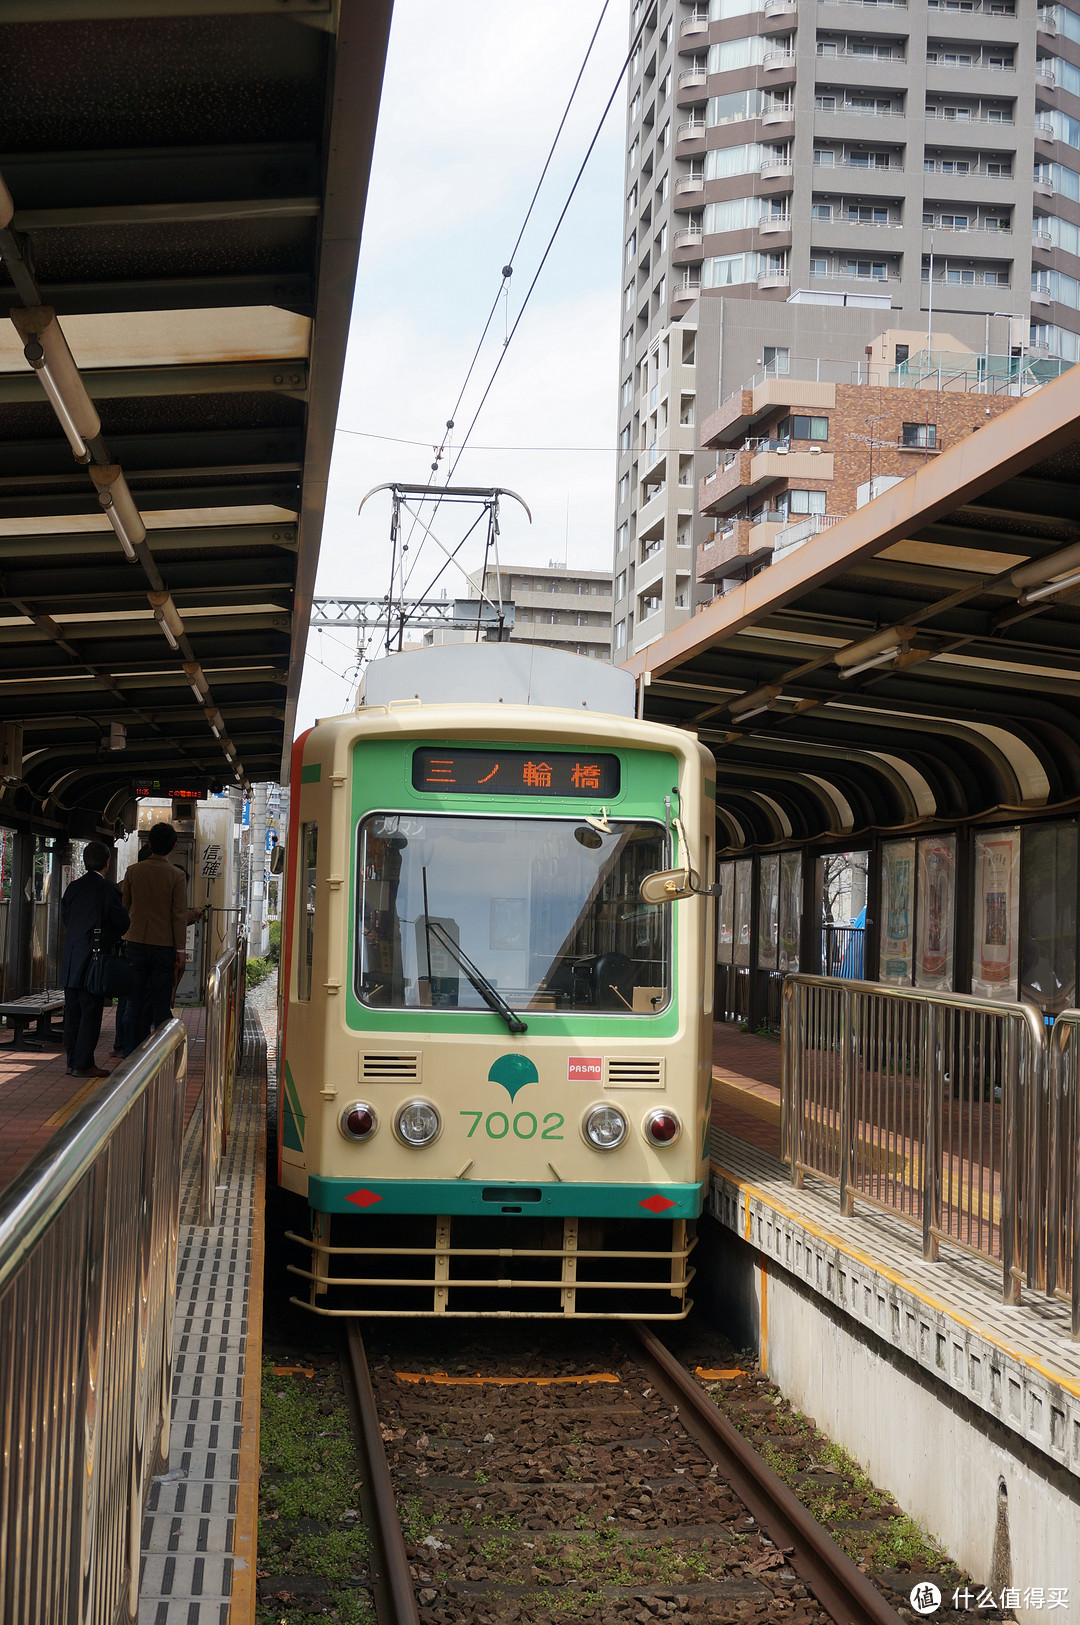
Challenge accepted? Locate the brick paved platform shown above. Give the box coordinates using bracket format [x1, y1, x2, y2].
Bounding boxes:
[0, 1004, 207, 1195]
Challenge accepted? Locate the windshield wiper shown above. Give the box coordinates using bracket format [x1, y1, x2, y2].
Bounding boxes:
[426, 919, 528, 1035]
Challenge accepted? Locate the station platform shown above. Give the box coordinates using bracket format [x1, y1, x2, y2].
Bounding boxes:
[138, 1008, 266, 1624]
[0, 1003, 207, 1195]
[708, 1028, 1080, 1610]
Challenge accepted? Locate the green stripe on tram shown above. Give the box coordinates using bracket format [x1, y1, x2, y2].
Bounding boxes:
[282, 1060, 306, 1151]
[308, 1175, 703, 1219]
[300, 762, 322, 783]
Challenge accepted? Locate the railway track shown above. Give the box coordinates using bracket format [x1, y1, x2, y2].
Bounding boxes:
[341, 1321, 912, 1625]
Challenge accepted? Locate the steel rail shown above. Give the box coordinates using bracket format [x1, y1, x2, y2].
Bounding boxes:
[344, 1323, 422, 1625]
[631, 1324, 906, 1625]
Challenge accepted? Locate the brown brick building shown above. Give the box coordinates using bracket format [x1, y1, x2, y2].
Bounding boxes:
[697, 365, 1018, 591]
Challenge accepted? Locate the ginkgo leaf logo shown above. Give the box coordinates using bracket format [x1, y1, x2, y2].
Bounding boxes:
[487, 1053, 539, 1102]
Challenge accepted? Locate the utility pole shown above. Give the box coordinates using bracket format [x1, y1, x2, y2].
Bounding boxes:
[248, 781, 267, 957]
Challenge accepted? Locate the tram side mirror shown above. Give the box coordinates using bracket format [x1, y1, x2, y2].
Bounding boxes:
[270, 844, 285, 875]
[639, 867, 694, 904]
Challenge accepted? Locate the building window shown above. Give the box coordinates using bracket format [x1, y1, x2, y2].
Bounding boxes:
[779, 414, 829, 442]
[809, 256, 829, 276]
[621, 377, 633, 407]
[620, 425, 632, 453]
[614, 620, 627, 650]
[619, 474, 630, 505]
[788, 490, 827, 515]
[616, 522, 629, 553]
[615, 570, 627, 601]
[902, 422, 937, 448]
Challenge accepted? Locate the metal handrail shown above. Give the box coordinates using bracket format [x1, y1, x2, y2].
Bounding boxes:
[0, 1018, 187, 1624]
[200, 935, 246, 1225]
[1047, 1012, 1080, 1337]
[781, 975, 1045, 1305]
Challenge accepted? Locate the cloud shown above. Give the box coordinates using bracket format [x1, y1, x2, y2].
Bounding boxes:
[295, 1, 628, 734]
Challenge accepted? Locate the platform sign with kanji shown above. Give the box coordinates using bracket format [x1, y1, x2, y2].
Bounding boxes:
[411, 747, 620, 798]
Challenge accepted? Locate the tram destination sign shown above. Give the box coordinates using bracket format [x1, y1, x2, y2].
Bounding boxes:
[411, 747, 620, 798]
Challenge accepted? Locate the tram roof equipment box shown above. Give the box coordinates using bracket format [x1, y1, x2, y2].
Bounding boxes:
[358, 644, 635, 718]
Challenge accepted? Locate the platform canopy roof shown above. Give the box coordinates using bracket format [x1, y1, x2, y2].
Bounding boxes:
[626, 368, 1080, 851]
[0, 0, 391, 835]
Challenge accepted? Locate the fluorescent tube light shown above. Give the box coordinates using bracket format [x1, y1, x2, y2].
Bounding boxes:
[834, 624, 917, 671]
[1011, 539, 1080, 592]
[11, 307, 101, 460]
[90, 464, 146, 560]
[1020, 567, 1080, 605]
[838, 646, 900, 679]
[729, 682, 781, 718]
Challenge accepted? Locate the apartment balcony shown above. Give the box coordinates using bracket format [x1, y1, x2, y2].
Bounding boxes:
[818, 0, 908, 16]
[925, 64, 1017, 98]
[677, 67, 708, 104]
[762, 49, 797, 76]
[761, 103, 795, 129]
[679, 13, 710, 48]
[922, 113, 1017, 147]
[697, 519, 785, 584]
[925, 168, 1018, 201]
[924, 221, 1013, 253]
[810, 217, 904, 246]
[671, 277, 701, 311]
[676, 120, 707, 154]
[1033, 225, 1053, 252]
[813, 108, 907, 142]
[1039, 5, 1059, 34]
[1034, 117, 1056, 146]
[762, 0, 798, 24]
[772, 511, 849, 558]
[757, 271, 791, 291]
[636, 483, 671, 534]
[760, 158, 794, 182]
[758, 213, 792, 237]
[700, 378, 837, 449]
[813, 163, 906, 197]
[699, 448, 834, 517]
[816, 54, 909, 89]
[674, 172, 705, 206]
[673, 226, 704, 263]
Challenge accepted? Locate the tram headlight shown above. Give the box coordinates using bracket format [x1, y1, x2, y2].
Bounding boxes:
[394, 1099, 441, 1147]
[339, 1102, 378, 1141]
[644, 1108, 681, 1147]
[583, 1103, 628, 1151]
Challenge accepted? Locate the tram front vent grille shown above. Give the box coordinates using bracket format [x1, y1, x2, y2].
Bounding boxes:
[604, 1057, 665, 1091]
[360, 1053, 422, 1083]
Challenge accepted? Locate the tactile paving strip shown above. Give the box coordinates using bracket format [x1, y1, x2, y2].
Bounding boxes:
[138, 1014, 264, 1624]
[710, 1125, 1080, 1480]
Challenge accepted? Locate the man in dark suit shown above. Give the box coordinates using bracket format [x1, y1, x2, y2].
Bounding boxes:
[61, 840, 130, 1077]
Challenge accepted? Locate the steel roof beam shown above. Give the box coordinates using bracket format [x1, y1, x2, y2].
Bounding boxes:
[0, 360, 308, 403]
[0, 523, 297, 559]
[0, 481, 301, 519]
[0, 273, 315, 318]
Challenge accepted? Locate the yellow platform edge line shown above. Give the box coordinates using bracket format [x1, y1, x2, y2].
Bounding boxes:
[230, 1036, 267, 1625]
[712, 1072, 781, 1127]
[710, 1157, 1080, 1403]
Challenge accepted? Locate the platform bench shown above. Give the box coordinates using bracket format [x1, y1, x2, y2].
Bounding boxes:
[0, 995, 65, 1050]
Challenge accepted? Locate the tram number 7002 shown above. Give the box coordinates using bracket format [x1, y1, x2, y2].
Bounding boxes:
[460, 1110, 564, 1140]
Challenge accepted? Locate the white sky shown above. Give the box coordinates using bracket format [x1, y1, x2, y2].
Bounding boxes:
[295, 1, 628, 731]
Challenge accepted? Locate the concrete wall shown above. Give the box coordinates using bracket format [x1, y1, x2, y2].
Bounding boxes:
[697, 1220, 1080, 1621]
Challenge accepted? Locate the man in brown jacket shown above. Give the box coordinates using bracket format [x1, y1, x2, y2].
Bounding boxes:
[121, 821, 188, 1054]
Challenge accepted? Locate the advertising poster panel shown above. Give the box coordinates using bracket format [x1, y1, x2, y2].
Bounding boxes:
[972, 827, 1020, 999]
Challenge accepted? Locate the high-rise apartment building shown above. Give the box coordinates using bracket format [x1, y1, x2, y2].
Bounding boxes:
[613, 0, 1080, 659]
[420, 565, 614, 659]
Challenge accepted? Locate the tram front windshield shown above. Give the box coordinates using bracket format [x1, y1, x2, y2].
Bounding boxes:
[356, 813, 670, 1015]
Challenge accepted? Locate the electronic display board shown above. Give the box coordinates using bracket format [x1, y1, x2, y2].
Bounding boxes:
[411, 747, 620, 798]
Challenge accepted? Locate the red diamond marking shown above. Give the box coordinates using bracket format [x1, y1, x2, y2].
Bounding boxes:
[638, 1193, 675, 1213]
[346, 1188, 382, 1209]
